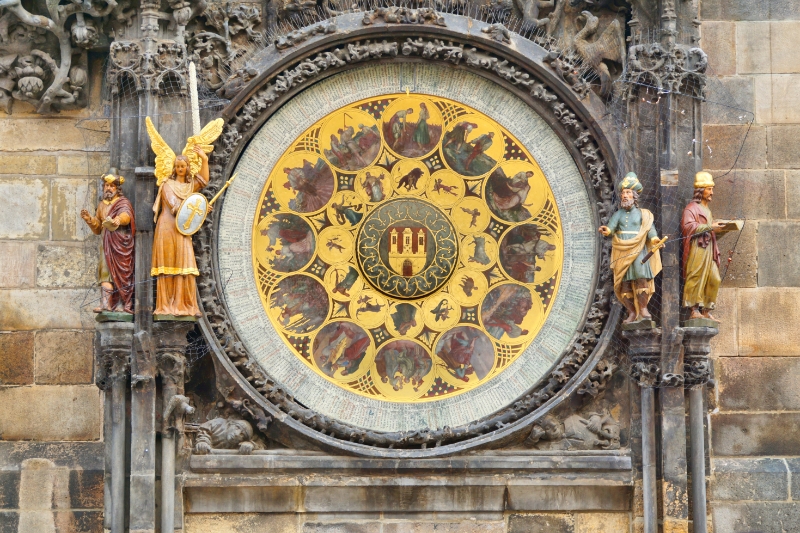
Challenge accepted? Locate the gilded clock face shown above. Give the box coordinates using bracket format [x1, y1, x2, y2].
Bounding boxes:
[250, 92, 564, 403]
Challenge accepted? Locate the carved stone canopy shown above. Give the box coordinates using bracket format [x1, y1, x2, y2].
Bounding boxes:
[195, 12, 620, 456]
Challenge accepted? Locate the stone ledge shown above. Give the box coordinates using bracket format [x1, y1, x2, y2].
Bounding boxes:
[185, 453, 632, 513]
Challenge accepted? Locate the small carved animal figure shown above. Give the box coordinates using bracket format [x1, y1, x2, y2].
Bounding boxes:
[396, 167, 424, 191]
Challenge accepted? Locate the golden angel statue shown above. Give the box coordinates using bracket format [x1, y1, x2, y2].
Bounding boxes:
[145, 116, 224, 318]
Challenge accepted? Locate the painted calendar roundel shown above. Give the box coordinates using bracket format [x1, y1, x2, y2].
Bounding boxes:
[218, 65, 598, 433]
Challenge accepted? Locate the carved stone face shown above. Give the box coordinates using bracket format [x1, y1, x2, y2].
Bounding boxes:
[103, 182, 119, 200]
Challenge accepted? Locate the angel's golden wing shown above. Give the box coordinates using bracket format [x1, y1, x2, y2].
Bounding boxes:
[182, 118, 225, 178]
[145, 117, 176, 186]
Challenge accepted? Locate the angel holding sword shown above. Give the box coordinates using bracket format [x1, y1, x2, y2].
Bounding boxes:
[146, 116, 224, 318]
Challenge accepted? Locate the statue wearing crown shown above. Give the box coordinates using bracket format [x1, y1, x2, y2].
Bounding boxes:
[599, 173, 667, 325]
[80, 173, 136, 316]
[146, 116, 224, 318]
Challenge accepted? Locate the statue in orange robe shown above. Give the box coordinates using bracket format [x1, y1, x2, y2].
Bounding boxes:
[151, 148, 208, 317]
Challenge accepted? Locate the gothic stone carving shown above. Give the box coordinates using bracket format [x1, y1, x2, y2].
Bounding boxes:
[525, 402, 621, 450]
[197, 26, 617, 451]
[193, 417, 256, 454]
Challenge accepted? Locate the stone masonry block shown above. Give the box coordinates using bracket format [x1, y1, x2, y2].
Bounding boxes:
[0, 119, 108, 152]
[703, 125, 766, 171]
[711, 170, 784, 220]
[0, 332, 34, 385]
[718, 221, 756, 288]
[0, 242, 35, 288]
[768, 125, 800, 168]
[68, 469, 104, 509]
[738, 288, 800, 355]
[711, 412, 800, 455]
[712, 503, 800, 532]
[0, 155, 56, 176]
[50, 179, 96, 242]
[786, 171, 800, 218]
[771, 0, 800, 21]
[701, 0, 769, 21]
[508, 514, 574, 533]
[702, 22, 736, 76]
[0, 386, 101, 441]
[573, 513, 629, 533]
[184, 513, 298, 533]
[771, 22, 800, 73]
[34, 330, 93, 385]
[758, 222, 800, 286]
[787, 459, 800, 500]
[0, 179, 49, 239]
[56, 153, 110, 177]
[719, 357, 800, 410]
[703, 76, 754, 125]
[736, 22, 771, 74]
[35, 243, 97, 289]
[711, 458, 789, 501]
[755, 74, 800, 124]
[0, 290, 94, 331]
[382, 522, 505, 533]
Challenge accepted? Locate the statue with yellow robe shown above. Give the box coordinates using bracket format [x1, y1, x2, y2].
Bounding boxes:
[599, 173, 666, 324]
[145, 117, 224, 318]
[681, 171, 725, 321]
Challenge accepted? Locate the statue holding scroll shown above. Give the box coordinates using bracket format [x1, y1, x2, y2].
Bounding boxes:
[80, 173, 135, 315]
[599, 173, 667, 325]
[146, 117, 224, 318]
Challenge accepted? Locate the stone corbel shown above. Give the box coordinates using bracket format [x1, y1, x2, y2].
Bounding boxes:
[95, 322, 134, 390]
[681, 326, 718, 388]
[622, 328, 662, 388]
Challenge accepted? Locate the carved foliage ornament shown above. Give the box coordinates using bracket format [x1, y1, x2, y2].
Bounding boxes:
[197, 31, 616, 449]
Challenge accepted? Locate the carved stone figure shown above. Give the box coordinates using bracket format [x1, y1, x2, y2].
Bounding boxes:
[193, 417, 255, 455]
[599, 173, 666, 325]
[146, 117, 224, 318]
[681, 172, 725, 321]
[573, 10, 625, 97]
[80, 173, 135, 315]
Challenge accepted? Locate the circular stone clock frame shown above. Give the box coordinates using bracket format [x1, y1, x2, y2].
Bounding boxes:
[196, 12, 620, 457]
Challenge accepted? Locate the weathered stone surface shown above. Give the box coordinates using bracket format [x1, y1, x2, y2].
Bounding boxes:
[57, 154, 110, 177]
[755, 74, 800, 124]
[0, 119, 108, 152]
[0, 155, 56, 176]
[787, 459, 800, 500]
[0, 386, 101, 441]
[0, 332, 34, 385]
[771, 0, 800, 21]
[574, 513, 629, 533]
[738, 288, 800, 355]
[382, 520, 505, 533]
[0, 290, 94, 330]
[768, 125, 800, 168]
[0, 442, 104, 470]
[507, 485, 631, 512]
[0, 179, 49, 239]
[701, 23, 737, 76]
[0, 471, 20, 509]
[50, 179, 96, 242]
[703, 76, 754, 125]
[36, 244, 98, 289]
[184, 513, 298, 533]
[771, 23, 800, 73]
[701, 0, 770, 21]
[711, 412, 800, 455]
[736, 22, 771, 73]
[34, 331, 93, 385]
[758, 222, 800, 286]
[186, 486, 300, 513]
[708, 289, 737, 356]
[68, 470, 103, 509]
[305, 486, 506, 513]
[712, 170, 784, 220]
[302, 523, 381, 533]
[786, 171, 800, 218]
[717, 221, 756, 288]
[712, 502, 800, 532]
[719, 357, 800, 409]
[711, 458, 789, 501]
[0, 511, 19, 532]
[703, 125, 766, 171]
[508, 513, 574, 533]
[0, 242, 35, 288]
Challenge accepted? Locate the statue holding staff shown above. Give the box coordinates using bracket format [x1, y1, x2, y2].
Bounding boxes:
[80, 173, 135, 315]
[599, 173, 666, 325]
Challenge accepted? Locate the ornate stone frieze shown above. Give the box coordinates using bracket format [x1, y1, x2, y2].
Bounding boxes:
[108, 39, 188, 94]
[194, 25, 618, 451]
[362, 7, 446, 27]
[274, 21, 337, 51]
[624, 39, 707, 98]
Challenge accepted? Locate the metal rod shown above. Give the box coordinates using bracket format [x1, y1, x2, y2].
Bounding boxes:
[110, 358, 126, 533]
[690, 386, 708, 533]
[642, 386, 657, 533]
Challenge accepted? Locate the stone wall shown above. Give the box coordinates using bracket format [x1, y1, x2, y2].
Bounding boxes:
[701, 0, 800, 530]
[0, 63, 108, 531]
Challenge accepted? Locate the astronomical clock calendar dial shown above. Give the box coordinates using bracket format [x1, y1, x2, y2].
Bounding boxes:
[219, 65, 595, 432]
